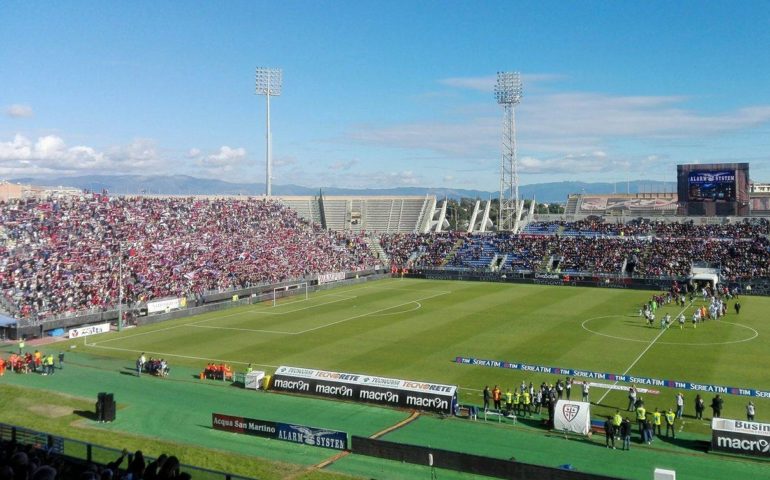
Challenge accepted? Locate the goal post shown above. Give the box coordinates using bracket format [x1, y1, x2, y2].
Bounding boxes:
[272, 282, 309, 307]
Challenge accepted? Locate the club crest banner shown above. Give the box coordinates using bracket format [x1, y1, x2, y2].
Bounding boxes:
[554, 400, 590, 436]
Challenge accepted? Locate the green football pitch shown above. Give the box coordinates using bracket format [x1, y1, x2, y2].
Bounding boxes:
[7, 278, 770, 479]
[75, 277, 768, 421]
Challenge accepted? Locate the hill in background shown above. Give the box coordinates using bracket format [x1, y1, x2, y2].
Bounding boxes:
[12, 174, 677, 204]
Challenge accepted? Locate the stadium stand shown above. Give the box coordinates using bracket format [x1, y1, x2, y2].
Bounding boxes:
[0, 195, 377, 321]
[278, 195, 433, 233]
[381, 218, 770, 281]
[3, 190, 770, 323]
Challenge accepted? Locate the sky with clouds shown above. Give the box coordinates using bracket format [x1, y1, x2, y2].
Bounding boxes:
[2, 1, 770, 191]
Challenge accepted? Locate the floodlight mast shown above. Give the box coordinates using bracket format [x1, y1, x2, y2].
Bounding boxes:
[255, 67, 282, 196]
[494, 72, 523, 232]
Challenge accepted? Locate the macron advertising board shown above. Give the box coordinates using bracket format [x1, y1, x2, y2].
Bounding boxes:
[271, 366, 457, 414]
[68, 323, 110, 339]
[711, 418, 770, 458]
[212, 413, 347, 450]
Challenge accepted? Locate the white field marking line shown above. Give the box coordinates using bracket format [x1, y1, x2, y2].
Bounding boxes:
[187, 324, 299, 335]
[368, 301, 421, 317]
[295, 290, 452, 335]
[89, 292, 358, 345]
[268, 292, 352, 310]
[595, 301, 693, 406]
[581, 316, 759, 346]
[87, 323, 188, 346]
[209, 294, 358, 318]
[84, 290, 450, 368]
[82, 341, 280, 369]
[342, 282, 454, 295]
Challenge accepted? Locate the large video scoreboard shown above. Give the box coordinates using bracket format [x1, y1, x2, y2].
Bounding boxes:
[677, 163, 750, 216]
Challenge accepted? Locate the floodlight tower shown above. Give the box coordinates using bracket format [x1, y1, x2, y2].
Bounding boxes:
[494, 72, 523, 231]
[255, 67, 282, 196]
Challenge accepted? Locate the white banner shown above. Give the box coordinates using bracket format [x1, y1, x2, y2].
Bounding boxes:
[554, 400, 591, 436]
[68, 322, 110, 339]
[274, 366, 457, 396]
[317, 272, 345, 285]
[579, 381, 660, 395]
[147, 297, 182, 314]
[712, 418, 770, 438]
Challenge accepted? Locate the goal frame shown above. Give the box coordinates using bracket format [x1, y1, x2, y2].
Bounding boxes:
[272, 282, 309, 307]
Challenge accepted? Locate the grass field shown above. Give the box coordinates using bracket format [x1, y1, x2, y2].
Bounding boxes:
[6, 277, 770, 479]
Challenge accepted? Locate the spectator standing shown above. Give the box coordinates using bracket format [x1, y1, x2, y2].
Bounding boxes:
[695, 394, 705, 420]
[627, 385, 637, 411]
[711, 395, 724, 419]
[604, 417, 615, 449]
[747, 401, 756, 421]
[621, 417, 632, 450]
[675, 392, 684, 418]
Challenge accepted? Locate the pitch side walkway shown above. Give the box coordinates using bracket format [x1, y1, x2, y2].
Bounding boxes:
[2, 349, 768, 480]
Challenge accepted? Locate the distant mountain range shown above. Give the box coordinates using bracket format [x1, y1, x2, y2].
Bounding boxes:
[11, 174, 678, 204]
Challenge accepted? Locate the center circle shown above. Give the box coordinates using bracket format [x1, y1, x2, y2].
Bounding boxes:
[581, 315, 758, 346]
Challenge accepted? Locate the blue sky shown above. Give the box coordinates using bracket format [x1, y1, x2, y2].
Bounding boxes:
[2, 1, 770, 191]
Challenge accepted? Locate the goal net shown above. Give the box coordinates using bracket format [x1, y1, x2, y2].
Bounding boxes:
[272, 282, 309, 307]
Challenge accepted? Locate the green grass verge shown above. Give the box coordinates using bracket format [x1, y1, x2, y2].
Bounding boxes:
[4, 278, 770, 479]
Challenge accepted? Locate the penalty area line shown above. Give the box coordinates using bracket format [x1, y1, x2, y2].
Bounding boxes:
[83, 340, 279, 369]
[295, 290, 451, 335]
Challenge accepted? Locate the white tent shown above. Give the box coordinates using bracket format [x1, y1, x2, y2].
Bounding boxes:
[690, 273, 719, 288]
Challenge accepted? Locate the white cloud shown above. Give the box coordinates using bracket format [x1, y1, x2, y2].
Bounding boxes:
[0, 134, 107, 175]
[0, 134, 251, 178]
[439, 76, 496, 92]
[205, 146, 246, 166]
[518, 152, 631, 175]
[330, 159, 358, 171]
[5, 104, 33, 118]
[193, 146, 248, 176]
[438, 73, 564, 93]
[347, 91, 770, 171]
[348, 118, 498, 158]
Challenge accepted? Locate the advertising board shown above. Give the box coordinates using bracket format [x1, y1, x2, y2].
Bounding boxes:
[147, 298, 182, 314]
[68, 322, 111, 338]
[455, 356, 770, 399]
[711, 418, 770, 457]
[688, 170, 736, 201]
[212, 413, 347, 450]
[271, 366, 457, 414]
[317, 272, 345, 285]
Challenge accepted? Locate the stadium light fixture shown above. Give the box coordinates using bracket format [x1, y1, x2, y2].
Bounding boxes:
[255, 67, 282, 196]
[495, 72, 523, 232]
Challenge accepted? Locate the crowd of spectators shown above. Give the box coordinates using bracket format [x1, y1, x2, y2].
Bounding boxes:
[380, 218, 770, 280]
[0, 440, 189, 480]
[4, 196, 770, 322]
[379, 232, 467, 268]
[0, 195, 377, 321]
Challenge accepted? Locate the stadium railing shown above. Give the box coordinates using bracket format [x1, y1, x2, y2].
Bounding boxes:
[0, 422, 257, 480]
